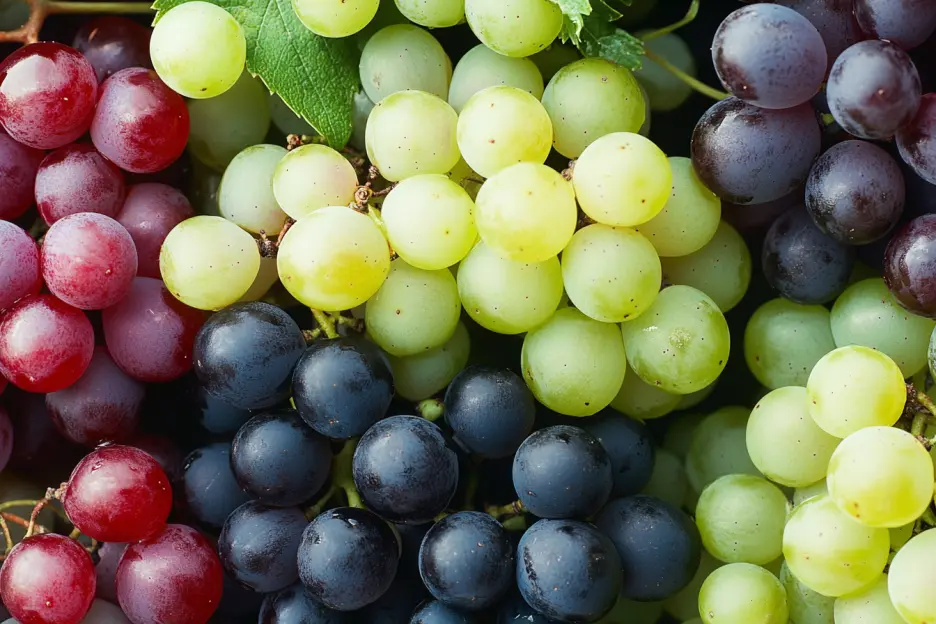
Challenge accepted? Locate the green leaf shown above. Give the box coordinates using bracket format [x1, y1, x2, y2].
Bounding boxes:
[596, 30, 644, 70]
[551, 0, 591, 45]
[573, 0, 645, 70]
[152, 0, 359, 148]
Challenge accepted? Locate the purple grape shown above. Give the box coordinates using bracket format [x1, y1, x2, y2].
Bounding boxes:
[35, 143, 126, 225]
[0, 221, 41, 312]
[855, 0, 936, 50]
[898, 93, 936, 186]
[884, 214, 936, 317]
[72, 16, 153, 82]
[774, 0, 864, 64]
[0, 130, 44, 221]
[116, 183, 193, 279]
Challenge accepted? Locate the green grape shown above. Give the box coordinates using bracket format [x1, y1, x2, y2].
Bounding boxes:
[272, 144, 358, 221]
[634, 32, 696, 112]
[686, 406, 761, 494]
[456, 241, 562, 335]
[763, 557, 784, 579]
[268, 93, 317, 137]
[610, 361, 680, 420]
[456, 86, 552, 178]
[698, 563, 789, 624]
[292, 0, 379, 38]
[746, 386, 840, 488]
[834, 574, 906, 624]
[806, 346, 906, 438]
[530, 42, 581, 82]
[661, 221, 751, 312]
[359, 25, 451, 102]
[827, 426, 933, 528]
[219, 144, 289, 235]
[0, 0, 28, 30]
[464, 0, 562, 58]
[238, 256, 280, 302]
[638, 82, 652, 137]
[696, 474, 789, 565]
[780, 561, 835, 624]
[793, 479, 828, 507]
[677, 383, 716, 410]
[662, 412, 706, 460]
[782, 495, 889, 597]
[387, 321, 470, 401]
[394, 0, 464, 27]
[159, 216, 260, 311]
[890, 522, 914, 552]
[355, 0, 409, 48]
[620, 285, 730, 394]
[572, 132, 672, 227]
[448, 45, 544, 113]
[473, 162, 576, 262]
[597, 595, 663, 624]
[888, 530, 936, 624]
[188, 158, 222, 216]
[365, 90, 460, 182]
[350, 90, 375, 153]
[277, 206, 391, 311]
[151, 2, 246, 99]
[561, 224, 662, 323]
[744, 298, 836, 389]
[634, 157, 721, 258]
[641, 448, 688, 509]
[542, 58, 646, 158]
[831, 278, 936, 377]
[663, 549, 723, 621]
[521, 307, 626, 417]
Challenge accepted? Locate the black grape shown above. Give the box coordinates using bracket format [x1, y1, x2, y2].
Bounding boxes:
[360, 576, 429, 623]
[259, 583, 351, 623]
[181, 442, 251, 530]
[776, 0, 863, 63]
[855, 0, 936, 50]
[898, 94, 936, 186]
[884, 214, 936, 317]
[410, 600, 478, 624]
[496, 591, 559, 623]
[396, 522, 432, 579]
[583, 413, 655, 497]
[195, 385, 251, 435]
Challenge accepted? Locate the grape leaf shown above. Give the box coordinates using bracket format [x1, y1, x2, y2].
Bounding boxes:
[152, 0, 359, 148]
[551, 0, 592, 44]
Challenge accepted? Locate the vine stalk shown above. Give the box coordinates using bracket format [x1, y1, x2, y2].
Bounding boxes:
[0, 0, 153, 44]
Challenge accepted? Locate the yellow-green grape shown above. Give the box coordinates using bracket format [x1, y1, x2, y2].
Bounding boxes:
[561, 224, 662, 323]
[448, 44, 544, 113]
[663, 549, 723, 621]
[677, 382, 716, 410]
[268, 93, 317, 137]
[782, 495, 889, 597]
[292, 0, 379, 37]
[521, 307, 626, 417]
[159, 216, 260, 311]
[780, 561, 835, 624]
[530, 42, 581, 82]
[394, 0, 464, 27]
[610, 361, 680, 420]
[635, 157, 721, 257]
[640, 448, 688, 508]
[541, 58, 646, 158]
[634, 32, 696, 112]
[456, 86, 552, 178]
[806, 346, 906, 438]
[387, 321, 470, 401]
[572, 132, 672, 227]
[793, 479, 828, 507]
[887, 529, 936, 624]
[834, 574, 905, 624]
[380, 174, 476, 270]
[744, 298, 836, 389]
[662, 412, 706, 460]
[698, 563, 789, 624]
[620, 285, 730, 394]
[219, 144, 289, 236]
[272, 144, 358, 221]
[151, 2, 246, 99]
[746, 386, 840, 488]
[238, 256, 280, 303]
[277, 206, 391, 311]
[661, 221, 752, 312]
[359, 25, 451, 102]
[456, 241, 562, 334]
[464, 0, 561, 58]
[473, 162, 576, 262]
[686, 406, 761, 494]
[827, 427, 933, 528]
[350, 90, 375, 153]
[365, 90, 460, 182]
[638, 82, 652, 137]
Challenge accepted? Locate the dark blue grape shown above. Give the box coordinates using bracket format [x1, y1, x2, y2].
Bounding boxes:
[293, 336, 394, 439]
[410, 600, 478, 624]
[776, 0, 864, 64]
[297, 507, 399, 611]
[855, 0, 936, 50]
[594, 495, 701, 602]
[181, 442, 251, 530]
[516, 519, 622, 623]
[360, 576, 429, 623]
[496, 591, 560, 623]
[352, 415, 458, 524]
[195, 385, 251, 435]
[217, 568, 265, 623]
[512, 425, 612, 519]
[259, 583, 351, 623]
[193, 302, 306, 410]
[443, 366, 535, 459]
[396, 522, 432, 579]
[582, 413, 655, 498]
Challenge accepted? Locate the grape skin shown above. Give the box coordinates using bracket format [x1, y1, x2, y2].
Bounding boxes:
[182, 443, 252, 530]
[609, 361, 681, 421]
[359, 24, 451, 102]
[116, 183, 194, 279]
[897, 94, 936, 186]
[389, 322, 470, 401]
[834, 574, 905, 624]
[634, 33, 696, 112]
[780, 561, 835, 624]
[0, 221, 40, 311]
[854, 0, 936, 50]
[0, 130, 44, 221]
[663, 550, 722, 622]
[272, 144, 357, 221]
[448, 44, 544, 113]
[464, 0, 562, 58]
[293, 0, 380, 38]
[698, 563, 789, 623]
[72, 16, 152, 82]
[220, 144, 289, 235]
[35, 144, 126, 225]
[395, 0, 464, 27]
[887, 529, 936, 624]
[775, 0, 863, 65]
[686, 406, 761, 494]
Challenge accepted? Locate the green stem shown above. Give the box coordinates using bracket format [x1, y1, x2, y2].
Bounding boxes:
[332, 439, 364, 509]
[643, 48, 729, 102]
[46, 1, 153, 14]
[912, 411, 929, 438]
[640, 0, 698, 42]
[0, 500, 40, 513]
[502, 515, 528, 532]
[304, 483, 338, 520]
[916, 389, 936, 419]
[311, 309, 338, 340]
[922, 507, 936, 527]
[416, 398, 444, 423]
[486, 499, 526, 521]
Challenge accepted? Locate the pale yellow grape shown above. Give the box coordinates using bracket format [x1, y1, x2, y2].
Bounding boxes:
[887, 529, 936, 624]
[277, 206, 391, 311]
[521, 307, 626, 417]
[292, 0, 379, 38]
[793, 479, 827, 507]
[387, 321, 470, 401]
[640, 448, 688, 508]
[456, 86, 552, 178]
[663, 549, 723, 621]
[395, 0, 464, 27]
[238, 256, 279, 303]
[272, 144, 358, 221]
[572, 132, 672, 227]
[541, 58, 646, 158]
[686, 406, 761, 494]
[634, 32, 696, 112]
[827, 427, 933, 528]
[746, 386, 840, 488]
[806, 346, 906, 438]
[448, 45, 544, 113]
[359, 25, 451, 102]
[473, 163, 576, 262]
[464, 0, 561, 58]
[780, 561, 835, 624]
[610, 361, 680, 420]
[456, 241, 562, 334]
[219, 144, 289, 235]
[159, 216, 260, 311]
[634, 157, 721, 257]
[782, 494, 889, 597]
[662, 411, 706, 460]
[151, 2, 246, 99]
[365, 90, 460, 182]
[834, 574, 905, 624]
[268, 93, 316, 137]
[698, 563, 789, 624]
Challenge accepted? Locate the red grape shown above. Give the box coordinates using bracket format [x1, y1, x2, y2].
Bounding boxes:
[0, 533, 96, 624]
[0, 294, 94, 393]
[72, 17, 152, 83]
[90, 68, 189, 174]
[94, 541, 127, 604]
[0, 130, 44, 220]
[41, 213, 138, 310]
[0, 406, 13, 473]
[0, 221, 41, 311]
[116, 524, 224, 624]
[0, 42, 98, 149]
[116, 183, 193, 278]
[102, 277, 205, 382]
[35, 144, 126, 225]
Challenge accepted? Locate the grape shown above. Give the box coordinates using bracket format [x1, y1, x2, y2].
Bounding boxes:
[634, 32, 696, 112]
[897, 94, 936, 188]
[269, 93, 317, 136]
[827, 40, 921, 140]
[456, 86, 552, 178]
[359, 25, 450, 102]
[747, 386, 840, 488]
[410, 600, 474, 622]
[806, 345, 905, 438]
[793, 479, 829, 507]
[182, 443, 252, 530]
[855, 0, 936, 50]
[73, 16, 152, 82]
[780, 561, 834, 624]
[883, 215, 936, 318]
[194, 385, 251, 435]
[521, 307, 627, 417]
[887, 529, 936, 624]
[115, 184, 193, 279]
[389, 322, 469, 401]
[0, 42, 97, 149]
[272, 144, 357, 221]
[394, 0, 463, 27]
[530, 42, 581, 82]
[365, 90, 460, 182]
[380, 174, 476, 270]
[261, 583, 351, 623]
[237, 255, 279, 303]
[698, 563, 789, 624]
[217, 145, 288, 236]
[686, 406, 762, 493]
[691, 97, 820, 205]
[561, 224, 662, 323]
[293, 0, 379, 38]
[572, 132, 672, 227]
[775, 0, 863, 64]
[834, 574, 905, 624]
[662, 549, 722, 621]
[35, 144, 126, 225]
[0, 130, 43, 221]
[609, 361, 681, 420]
[474, 162, 576, 262]
[0, 221, 40, 312]
[497, 591, 560, 624]
[783, 494, 889, 597]
[464, 0, 561, 58]
[448, 44, 544, 113]
[640, 449, 688, 510]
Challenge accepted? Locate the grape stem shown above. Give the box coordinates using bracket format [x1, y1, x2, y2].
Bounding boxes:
[303, 483, 338, 520]
[486, 499, 527, 521]
[922, 507, 936, 527]
[502, 515, 528, 532]
[0, 0, 152, 44]
[311, 309, 339, 340]
[640, 0, 699, 42]
[643, 48, 730, 101]
[416, 398, 445, 423]
[332, 439, 364, 509]
[0, 516, 12, 555]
